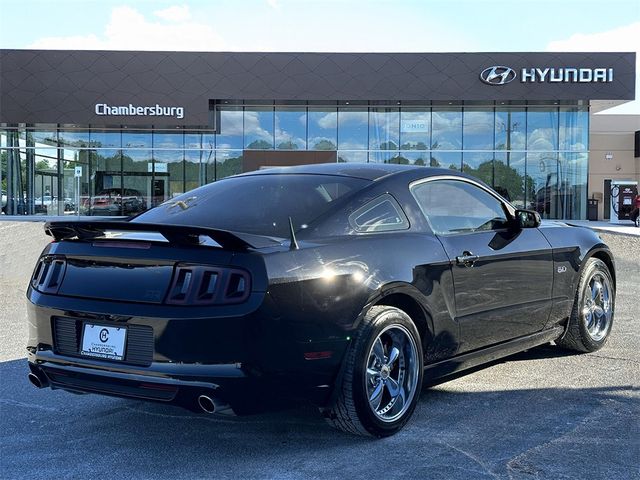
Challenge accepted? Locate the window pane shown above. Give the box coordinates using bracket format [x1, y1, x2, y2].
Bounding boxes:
[411, 180, 508, 235]
[559, 108, 588, 151]
[61, 150, 90, 215]
[58, 130, 90, 148]
[338, 108, 368, 150]
[462, 151, 493, 186]
[432, 109, 462, 150]
[429, 151, 461, 170]
[350, 194, 409, 232]
[463, 109, 494, 150]
[217, 108, 243, 150]
[308, 108, 337, 150]
[1, 149, 6, 208]
[399, 151, 429, 166]
[527, 108, 559, 151]
[89, 149, 122, 216]
[216, 150, 243, 179]
[185, 132, 210, 150]
[369, 108, 399, 150]
[185, 150, 202, 192]
[400, 109, 429, 150]
[121, 131, 152, 213]
[338, 151, 367, 163]
[30, 128, 58, 147]
[184, 150, 199, 195]
[495, 109, 526, 150]
[90, 130, 121, 149]
[526, 152, 559, 218]
[245, 107, 274, 149]
[275, 107, 306, 150]
[369, 151, 399, 164]
[494, 152, 526, 209]
[33, 148, 59, 215]
[154, 131, 184, 150]
[559, 152, 587, 219]
[153, 149, 184, 206]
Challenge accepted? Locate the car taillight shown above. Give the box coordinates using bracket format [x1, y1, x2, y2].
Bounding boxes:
[31, 257, 66, 294]
[165, 264, 250, 305]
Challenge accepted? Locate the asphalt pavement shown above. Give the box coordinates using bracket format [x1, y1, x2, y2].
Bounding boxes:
[0, 221, 638, 480]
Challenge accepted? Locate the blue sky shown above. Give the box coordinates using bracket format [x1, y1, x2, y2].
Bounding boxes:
[1, 0, 638, 111]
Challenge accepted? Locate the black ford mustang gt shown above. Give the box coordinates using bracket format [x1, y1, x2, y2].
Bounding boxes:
[26, 164, 616, 437]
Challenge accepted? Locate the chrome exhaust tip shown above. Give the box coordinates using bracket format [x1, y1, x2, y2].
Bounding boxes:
[198, 395, 216, 414]
[28, 372, 45, 388]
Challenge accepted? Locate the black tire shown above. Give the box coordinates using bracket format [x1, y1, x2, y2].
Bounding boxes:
[322, 305, 424, 437]
[556, 258, 615, 353]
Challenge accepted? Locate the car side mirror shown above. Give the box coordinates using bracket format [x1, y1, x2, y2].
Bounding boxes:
[515, 209, 541, 228]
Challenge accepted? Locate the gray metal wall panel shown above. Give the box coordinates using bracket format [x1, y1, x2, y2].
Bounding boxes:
[0, 50, 635, 126]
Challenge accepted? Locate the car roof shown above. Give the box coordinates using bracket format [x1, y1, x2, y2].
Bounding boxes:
[237, 163, 466, 182]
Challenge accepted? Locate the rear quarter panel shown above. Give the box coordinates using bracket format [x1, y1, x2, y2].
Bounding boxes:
[262, 233, 458, 372]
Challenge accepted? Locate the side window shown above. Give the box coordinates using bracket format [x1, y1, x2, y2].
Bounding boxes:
[411, 179, 509, 235]
[349, 194, 409, 233]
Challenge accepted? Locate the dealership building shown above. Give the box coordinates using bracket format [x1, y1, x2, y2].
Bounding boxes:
[0, 49, 636, 219]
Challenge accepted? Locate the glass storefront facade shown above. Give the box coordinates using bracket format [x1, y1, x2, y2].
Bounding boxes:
[1, 103, 589, 219]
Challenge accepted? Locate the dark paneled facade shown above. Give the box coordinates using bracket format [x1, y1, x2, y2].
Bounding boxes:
[0, 50, 636, 220]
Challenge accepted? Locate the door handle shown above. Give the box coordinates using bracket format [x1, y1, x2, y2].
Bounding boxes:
[456, 251, 479, 267]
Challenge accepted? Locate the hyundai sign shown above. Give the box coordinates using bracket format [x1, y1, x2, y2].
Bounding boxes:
[480, 66, 615, 85]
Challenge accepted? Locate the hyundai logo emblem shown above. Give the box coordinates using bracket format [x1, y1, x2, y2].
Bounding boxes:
[99, 328, 109, 342]
[480, 66, 517, 85]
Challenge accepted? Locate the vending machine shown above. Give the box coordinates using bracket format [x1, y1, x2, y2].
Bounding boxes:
[609, 180, 638, 224]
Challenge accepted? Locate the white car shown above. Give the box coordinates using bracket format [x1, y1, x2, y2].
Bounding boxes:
[1, 190, 7, 213]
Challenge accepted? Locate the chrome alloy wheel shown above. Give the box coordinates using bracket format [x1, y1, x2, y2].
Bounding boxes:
[365, 324, 420, 423]
[582, 271, 613, 342]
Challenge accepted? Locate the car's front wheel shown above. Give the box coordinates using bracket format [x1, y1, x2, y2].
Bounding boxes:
[557, 257, 615, 352]
[322, 305, 423, 437]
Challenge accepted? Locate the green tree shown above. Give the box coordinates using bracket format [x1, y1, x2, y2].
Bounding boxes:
[277, 141, 299, 150]
[246, 140, 273, 150]
[217, 155, 243, 179]
[35, 159, 50, 171]
[388, 155, 409, 165]
[379, 141, 398, 150]
[313, 139, 337, 150]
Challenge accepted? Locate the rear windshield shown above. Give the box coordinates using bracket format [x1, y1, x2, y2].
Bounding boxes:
[133, 174, 370, 237]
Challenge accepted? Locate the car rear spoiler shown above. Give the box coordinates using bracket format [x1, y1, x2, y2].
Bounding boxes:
[44, 220, 284, 251]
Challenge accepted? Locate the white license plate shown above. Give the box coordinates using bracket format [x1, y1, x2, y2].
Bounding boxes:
[81, 324, 127, 361]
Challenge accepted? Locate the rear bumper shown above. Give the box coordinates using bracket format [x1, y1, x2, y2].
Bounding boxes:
[27, 352, 258, 413]
[26, 290, 349, 413]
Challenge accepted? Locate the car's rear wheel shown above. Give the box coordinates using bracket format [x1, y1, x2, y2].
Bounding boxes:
[322, 305, 423, 437]
[557, 258, 615, 352]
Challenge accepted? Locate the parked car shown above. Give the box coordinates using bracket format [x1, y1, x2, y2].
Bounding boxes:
[34, 195, 56, 214]
[32, 196, 74, 214]
[27, 164, 615, 436]
[1, 190, 6, 213]
[89, 188, 147, 216]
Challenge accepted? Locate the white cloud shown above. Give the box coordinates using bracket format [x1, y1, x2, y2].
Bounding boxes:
[28, 6, 225, 51]
[154, 5, 191, 22]
[316, 112, 338, 130]
[266, 0, 281, 10]
[546, 22, 640, 52]
[547, 22, 640, 115]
